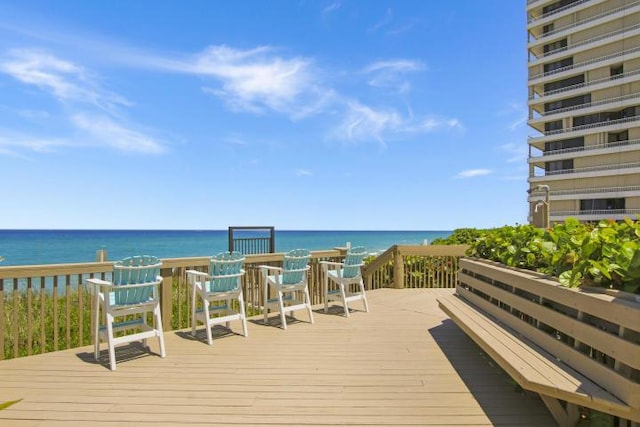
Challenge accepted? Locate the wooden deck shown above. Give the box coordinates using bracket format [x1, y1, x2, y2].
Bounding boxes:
[0, 288, 556, 426]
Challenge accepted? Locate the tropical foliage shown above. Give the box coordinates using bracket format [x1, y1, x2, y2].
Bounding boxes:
[460, 217, 640, 294]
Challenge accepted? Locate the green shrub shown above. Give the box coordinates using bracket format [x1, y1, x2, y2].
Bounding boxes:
[465, 217, 640, 294]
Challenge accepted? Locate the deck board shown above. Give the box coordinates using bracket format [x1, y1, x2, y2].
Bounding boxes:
[0, 288, 557, 426]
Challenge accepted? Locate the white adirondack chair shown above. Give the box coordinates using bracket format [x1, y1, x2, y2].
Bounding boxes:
[186, 251, 248, 345]
[320, 246, 369, 317]
[85, 255, 166, 371]
[260, 249, 314, 329]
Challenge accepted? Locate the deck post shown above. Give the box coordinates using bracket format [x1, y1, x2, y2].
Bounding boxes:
[393, 248, 404, 289]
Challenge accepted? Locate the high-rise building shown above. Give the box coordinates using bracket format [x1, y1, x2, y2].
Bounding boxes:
[526, 0, 640, 227]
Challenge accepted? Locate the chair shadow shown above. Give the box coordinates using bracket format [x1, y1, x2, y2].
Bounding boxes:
[314, 305, 352, 317]
[76, 342, 162, 370]
[249, 314, 312, 328]
[428, 319, 554, 425]
[175, 326, 242, 343]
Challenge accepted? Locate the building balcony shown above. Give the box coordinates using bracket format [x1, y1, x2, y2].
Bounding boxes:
[528, 115, 640, 144]
[530, 160, 640, 180]
[528, 184, 640, 201]
[528, 0, 640, 44]
[529, 24, 640, 63]
[529, 93, 640, 124]
[528, 0, 604, 27]
[529, 46, 640, 83]
[528, 138, 640, 162]
[528, 68, 640, 103]
[550, 208, 640, 222]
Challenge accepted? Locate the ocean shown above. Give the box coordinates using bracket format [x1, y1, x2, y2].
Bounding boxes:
[0, 229, 452, 266]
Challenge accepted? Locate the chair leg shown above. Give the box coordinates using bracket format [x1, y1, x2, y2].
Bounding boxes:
[203, 299, 213, 345]
[154, 303, 166, 358]
[263, 280, 270, 325]
[94, 300, 101, 361]
[277, 290, 287, 330]
[106, 312, 117, 371]
[340, 284, 350, 318]
[238, 291, 248, 337]
[323, 268, 329, 313]
[191, 282, 198, 337]
[226, 298, 231, 330]
[305, 286, 314, 324]
[359, 279, 369, 313]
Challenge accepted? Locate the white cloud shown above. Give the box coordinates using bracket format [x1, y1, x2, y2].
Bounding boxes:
[0, 49, 166, 155]
[454, 169, 492, 179]
[363, 59, 425, 94]
[71, 114, 166, 154]
[322, 1, 341, 16]
[185, 45, 322, 116]
[0, 49, 130, 111]
[296, 169, 313, 176]
[498, 142, 528, 163]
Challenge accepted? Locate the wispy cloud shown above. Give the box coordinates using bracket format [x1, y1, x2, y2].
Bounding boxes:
[498, 142, 528, 163]
[363, 59, 425, 94]
[1, 48, 130, 112]
[0, 49, 166, 155]
[454, 169, 492, 179]
[334, 102, 462, 144]
[71, 114, 165, 154]
[368, 8, 393, 33]
[296, 169, 313, 176]
[322, 1, 341, 17]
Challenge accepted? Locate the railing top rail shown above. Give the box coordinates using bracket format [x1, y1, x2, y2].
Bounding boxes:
[529, 69, 640, 100]
[531, 138, 640, 157]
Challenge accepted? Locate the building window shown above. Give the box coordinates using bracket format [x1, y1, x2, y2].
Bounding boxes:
[608, 130, 628, 143]
[543, 0, 581, 15]
[545, 159, 573, 173]
[543, 39, 567, 54]
[544, 57, 573, 73]
[545, 120, 563, 132]
[580, 198, 625, 211]
[610, 64, 624, 80]
[544, 74, 584, 93]
[543, 23, 554, 36]
[545, 137, 583, 152]
[544, 94, 590, 112]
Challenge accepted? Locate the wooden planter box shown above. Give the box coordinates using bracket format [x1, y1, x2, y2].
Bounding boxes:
[457, 257, 640, 422]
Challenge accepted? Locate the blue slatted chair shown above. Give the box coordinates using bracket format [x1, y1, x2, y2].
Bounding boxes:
[260, 249, 314, 329]
[186, 252, 248, 345]
[85, 255, 166, 371]
[320, 246, 369, 317]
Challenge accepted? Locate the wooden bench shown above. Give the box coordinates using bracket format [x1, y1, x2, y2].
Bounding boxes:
[437, 258, 640, 427]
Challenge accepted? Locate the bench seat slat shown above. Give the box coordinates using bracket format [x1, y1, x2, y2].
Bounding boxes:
[437, 294, 634, 419]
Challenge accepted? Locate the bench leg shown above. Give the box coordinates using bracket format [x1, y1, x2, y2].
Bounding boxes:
[540, 395, 580, 427]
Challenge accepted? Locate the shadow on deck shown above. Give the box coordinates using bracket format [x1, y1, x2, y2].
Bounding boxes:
[0, 288, 556, 426]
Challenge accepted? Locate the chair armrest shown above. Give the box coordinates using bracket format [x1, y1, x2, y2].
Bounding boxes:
[186, 269, 208, 277]
[85, 277, 113, 288]
[258, 265, 283, 273]
[319, 261, 344, 269]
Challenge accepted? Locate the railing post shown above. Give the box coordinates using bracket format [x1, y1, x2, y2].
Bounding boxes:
[393, 248, 404, 289]
[160, 268, 173, 331]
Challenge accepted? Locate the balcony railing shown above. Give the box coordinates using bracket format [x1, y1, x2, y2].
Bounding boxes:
[529, 68, 640, 100]
[551, 208, 640, 217]
[533, 24, 640, 60]
[529, 138, 640, 158]
[534, 93, 640, 118]
[539, 160, 640, 177]
[531, 0, 640, 40]
[0, 244, 468, 360]
[528, 0, 593, 24]
[530, 115, 640, 140]
[529, 46, 640, 81]
[529, 185, 640, 199]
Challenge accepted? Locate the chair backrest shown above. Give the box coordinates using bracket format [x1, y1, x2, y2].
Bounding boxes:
[281, 249, 311, 285]
[112, 255, 162, 305]
[209, 251, 245, 292]
[343, 246, 368, 279]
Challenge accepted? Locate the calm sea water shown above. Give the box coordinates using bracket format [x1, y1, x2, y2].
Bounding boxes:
[0, 230, 452, 266]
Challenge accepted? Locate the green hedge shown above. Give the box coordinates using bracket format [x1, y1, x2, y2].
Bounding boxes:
[438, 217, 640, 294]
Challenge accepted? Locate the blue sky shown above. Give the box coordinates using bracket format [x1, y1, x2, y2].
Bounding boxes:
[0, 1, 529, 230]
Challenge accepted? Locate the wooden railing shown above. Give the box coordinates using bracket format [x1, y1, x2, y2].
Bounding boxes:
[0, 245, 468, 360]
